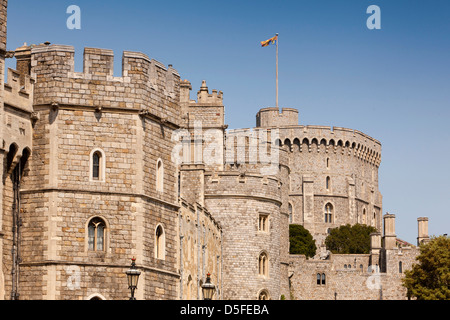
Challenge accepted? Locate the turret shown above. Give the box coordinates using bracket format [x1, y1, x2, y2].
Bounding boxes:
[197, 80, 223, 105]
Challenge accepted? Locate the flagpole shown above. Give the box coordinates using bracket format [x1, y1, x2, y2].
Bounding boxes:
[276, 33, 279, 111]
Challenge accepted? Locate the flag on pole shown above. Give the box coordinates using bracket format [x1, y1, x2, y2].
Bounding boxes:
[260, 34, 279, 109]
[260, 35, 278, 47]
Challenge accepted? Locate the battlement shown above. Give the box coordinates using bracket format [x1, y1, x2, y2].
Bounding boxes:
[272, 125, 381, 167]
[256, 107, 299, 127]
[30, 44, 181, 125]
[197, 80, 223, 105]
[180, 79, 225, 129]
[205, 170, 282, 205]
[180, 79, 223, 106]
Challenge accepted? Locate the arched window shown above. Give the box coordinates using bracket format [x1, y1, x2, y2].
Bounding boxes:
[88, 217, 106, 251]
[86, 293, 107, 300]
[324, 203, 333, 223]
[326, 176, 331, 191]
[326, 158, 330, 169]
[156, 159, 164, 192]
[258, 252, 268, 277]
[399, 261, 403, 273]
[362, 208, 367, 225]
[90, 149, 105, 182]
[92, 152, 101, 180]
[316, 273, 326, 285]
[155, 224, 165, 260]
[258, 290, 270, 300]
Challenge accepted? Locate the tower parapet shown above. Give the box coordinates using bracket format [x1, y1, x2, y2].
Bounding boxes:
[180, 79, 224, 129]
[30, 44, 181, 127]
[256, 107, 299, 128]
[197, 80, 223, 105]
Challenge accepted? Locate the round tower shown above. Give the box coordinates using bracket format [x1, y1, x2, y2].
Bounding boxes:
[256, 108, 383, 248]
[202, 129, 290, 300]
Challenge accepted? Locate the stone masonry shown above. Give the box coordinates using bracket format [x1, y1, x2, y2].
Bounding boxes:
[1, 0, 430, 300]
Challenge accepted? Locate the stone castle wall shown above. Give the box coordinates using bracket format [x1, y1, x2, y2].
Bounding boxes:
[179, 199, 222, 300]
[289, 249, 415, 300]
[0, 0, 6, 296]
[0, 0, 6, 53]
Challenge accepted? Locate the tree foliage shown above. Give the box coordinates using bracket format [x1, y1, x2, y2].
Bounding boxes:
[402, 236, 450, 300]
[324, 224, 377, 254]
[289, 224, 317, 258]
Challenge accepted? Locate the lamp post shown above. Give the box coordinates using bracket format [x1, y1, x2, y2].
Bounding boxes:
[201, 273, 216, 300]
[125, 257, 141, 300]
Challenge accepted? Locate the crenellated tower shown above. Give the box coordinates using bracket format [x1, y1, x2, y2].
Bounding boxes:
[256, 107, 383, 247]
[7, 43, 185, 300]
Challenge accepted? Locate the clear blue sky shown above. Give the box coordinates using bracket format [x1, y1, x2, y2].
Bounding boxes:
[5, 0, 450, 244]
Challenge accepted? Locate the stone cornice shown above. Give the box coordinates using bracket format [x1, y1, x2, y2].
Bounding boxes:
[20, 187, 181, 210]
[204, 193, 282, 206]
[20, 260, 181, 278]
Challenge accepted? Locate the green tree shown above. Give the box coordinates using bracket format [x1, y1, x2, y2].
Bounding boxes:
[325, 224, 377, 254]
[289, 224, 316, 258]
[402, 236, 450, 300]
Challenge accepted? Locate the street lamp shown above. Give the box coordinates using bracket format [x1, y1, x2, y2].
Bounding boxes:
[201, 273, 216, 300]
[125, 257, 141, 300]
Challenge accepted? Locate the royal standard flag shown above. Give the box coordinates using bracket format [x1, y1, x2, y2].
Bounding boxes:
[261, 35, 278, 47]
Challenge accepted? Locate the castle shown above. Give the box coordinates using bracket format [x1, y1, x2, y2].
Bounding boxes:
[0, 0, 430, 300]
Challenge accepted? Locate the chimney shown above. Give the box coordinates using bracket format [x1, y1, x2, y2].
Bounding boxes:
[180, 79, 192, 104]
[417, 217, 430, 246]
[383, 213, 396, 250]
[370, 232, 382, 266]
